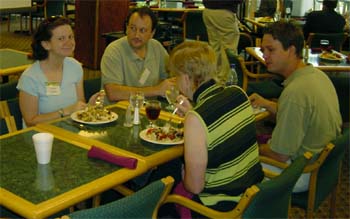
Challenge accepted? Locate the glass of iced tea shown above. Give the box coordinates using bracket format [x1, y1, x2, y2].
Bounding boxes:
[145, 100, 161, 127]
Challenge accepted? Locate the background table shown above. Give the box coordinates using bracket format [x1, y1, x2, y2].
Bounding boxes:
[246, 47, 350, 72]
[0, 48, 33, 79]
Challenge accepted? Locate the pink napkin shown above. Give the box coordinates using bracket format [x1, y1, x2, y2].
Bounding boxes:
[88, 146, 138, 169]
[174, 181, 194, 219]
[256, 134, 271, 144]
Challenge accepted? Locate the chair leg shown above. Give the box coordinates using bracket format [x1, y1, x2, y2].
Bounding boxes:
[92, 194, 101, 207]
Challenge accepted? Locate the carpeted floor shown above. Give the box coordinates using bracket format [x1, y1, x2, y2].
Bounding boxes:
[1, 16, 349, 219]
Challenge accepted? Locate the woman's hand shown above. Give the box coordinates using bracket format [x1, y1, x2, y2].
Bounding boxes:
[65, 101, 87, 115]
[175, 95, 192, 117]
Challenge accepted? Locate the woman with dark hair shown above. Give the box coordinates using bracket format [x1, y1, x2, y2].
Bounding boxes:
[303, 0, 345, 39]
[17, 16, 98, 127]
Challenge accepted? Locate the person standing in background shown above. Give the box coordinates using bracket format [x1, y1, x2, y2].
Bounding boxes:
[303, 0, 345, 40]
[202, 0, 244, 84]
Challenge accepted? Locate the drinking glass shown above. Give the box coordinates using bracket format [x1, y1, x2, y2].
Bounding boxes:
[165, 85, 179, 111]
[129, 92, 144, 108]
[145, 100, 161, 128]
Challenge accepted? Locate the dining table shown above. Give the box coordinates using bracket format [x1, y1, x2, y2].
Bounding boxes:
[245, 47, 350, 72]
[0, 126, 148, 219]
[0, 98, 270, 218]
[0, 48, 33, 77]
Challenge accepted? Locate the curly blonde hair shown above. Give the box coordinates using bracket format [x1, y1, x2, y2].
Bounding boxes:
[168, 41, 217, 88]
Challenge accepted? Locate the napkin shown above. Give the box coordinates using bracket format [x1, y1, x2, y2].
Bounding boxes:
[256, 134, 271, 144]
[173, 181, 194, 219]
[88, 146, 138, 169]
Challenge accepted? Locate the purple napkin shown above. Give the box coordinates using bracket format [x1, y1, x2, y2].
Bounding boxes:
[256, 134, 271, 144]
[173, 181, 194, 219]
[88, 146, 138, 169]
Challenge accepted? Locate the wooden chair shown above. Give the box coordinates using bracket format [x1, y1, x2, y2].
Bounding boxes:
[61, 176, 174, 219]
[306, 32, 348, 52]
[225, 48, 275, 91]
[0, 99, 17, 134]
[159, 153, 311, 219]
[260, 129, 349, 218]
[0, 116, 17, 134]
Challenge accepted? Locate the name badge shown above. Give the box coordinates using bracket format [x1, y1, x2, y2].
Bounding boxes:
[46, 82, 61, 96]
[139, 68, 151, 85]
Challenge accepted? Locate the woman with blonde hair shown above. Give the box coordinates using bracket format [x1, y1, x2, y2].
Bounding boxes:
[167, 41, 263, 218]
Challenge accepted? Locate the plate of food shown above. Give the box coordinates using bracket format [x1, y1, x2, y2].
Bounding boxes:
[71, 107, 118, 125]
[139, 127, 184, 145]
[319, 51, 345, 62]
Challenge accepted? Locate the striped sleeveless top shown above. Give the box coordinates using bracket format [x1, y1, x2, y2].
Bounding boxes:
[191, 79, 264, 206]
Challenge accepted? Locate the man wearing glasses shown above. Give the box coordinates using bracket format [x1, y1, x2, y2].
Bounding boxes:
[101, 6, 175, 103]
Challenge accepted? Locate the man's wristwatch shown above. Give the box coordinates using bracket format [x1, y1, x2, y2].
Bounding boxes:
[58, 108, 64, 118]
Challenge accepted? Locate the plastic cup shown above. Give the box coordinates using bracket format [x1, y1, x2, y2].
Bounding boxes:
[32, 133, 54, 164]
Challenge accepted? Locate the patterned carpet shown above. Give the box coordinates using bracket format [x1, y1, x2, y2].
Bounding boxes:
[1, 17, 349, 219]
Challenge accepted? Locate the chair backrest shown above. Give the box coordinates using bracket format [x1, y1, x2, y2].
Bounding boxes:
[66, 176, 174, 219]
[7, 98, 22, 130]
[182, 11, 208, 41]
[0, 80, 18, 100]
[243, 153, 312, 219]
[311, 129, 349, 209]
[306, 32, 348, 52]
[238, 32, 254, 59]
[83, 77, 102, 102]
[0, 116, 17, 134]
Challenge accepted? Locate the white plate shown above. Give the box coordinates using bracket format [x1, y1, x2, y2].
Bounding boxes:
[71, 110, 118, 125]
[319, 51, 345, 62]
[139, 128, 184, 145]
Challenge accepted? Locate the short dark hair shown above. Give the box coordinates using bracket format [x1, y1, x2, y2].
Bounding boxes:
[125, 6, 158, 31]
[31, 16, 72, 60]
[323, 0, 338, 9]
[263, 20, 304, 58]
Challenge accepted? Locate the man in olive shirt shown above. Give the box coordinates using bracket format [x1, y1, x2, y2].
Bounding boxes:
[101, 7, 175, 103]
[250, 21, 342, 192]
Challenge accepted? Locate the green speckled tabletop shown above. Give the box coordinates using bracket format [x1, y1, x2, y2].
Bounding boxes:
[53, 107, 181, 157]
[0, 129, 120, 204]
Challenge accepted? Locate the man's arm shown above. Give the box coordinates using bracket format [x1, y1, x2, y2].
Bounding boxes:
[259, 143, 290, 162]
[104, 79, 175, 102]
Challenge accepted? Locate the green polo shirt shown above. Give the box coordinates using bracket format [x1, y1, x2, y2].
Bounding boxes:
[270, 65, 342, 159]
[101, 36, 169, 87]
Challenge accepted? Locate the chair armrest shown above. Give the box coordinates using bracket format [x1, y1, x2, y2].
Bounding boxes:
[260, 152, 315, 174]
[162, 186, 259, 218]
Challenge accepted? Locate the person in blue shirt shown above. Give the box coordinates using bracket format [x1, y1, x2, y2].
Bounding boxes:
[17, 16, 99, 127]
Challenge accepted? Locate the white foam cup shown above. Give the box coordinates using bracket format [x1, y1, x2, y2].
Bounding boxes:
[32, 133, 54, 164]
